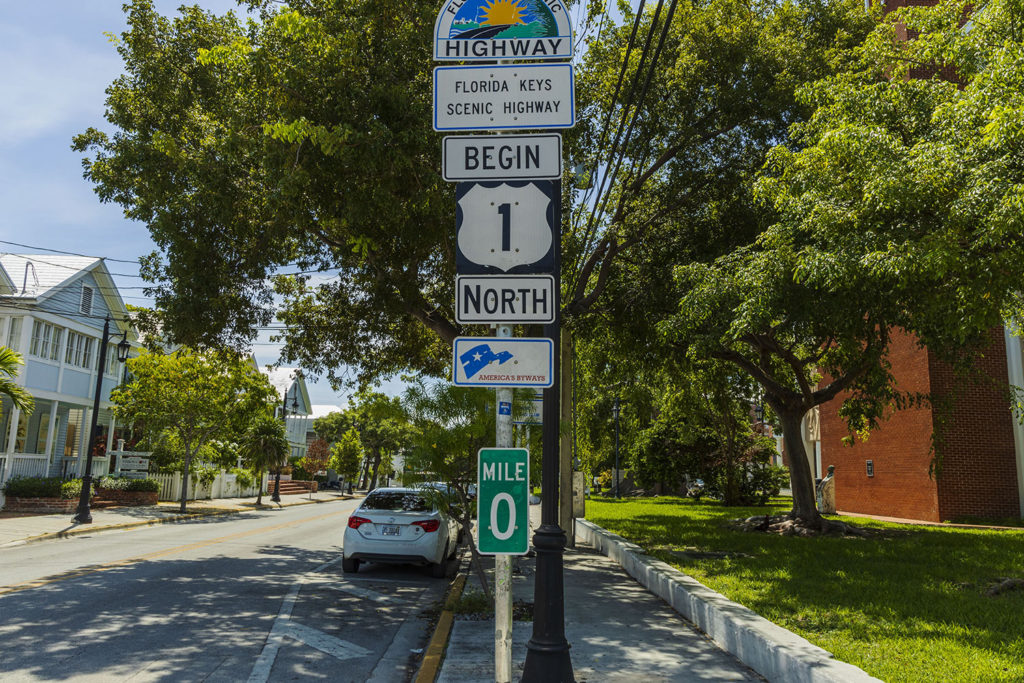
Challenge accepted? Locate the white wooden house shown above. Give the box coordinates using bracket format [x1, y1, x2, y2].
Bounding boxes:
[0, 254, 138, 487]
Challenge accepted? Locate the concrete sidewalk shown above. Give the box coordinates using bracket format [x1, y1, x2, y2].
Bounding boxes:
[0, 490, 357, 548]
[435, 506, 765, 683]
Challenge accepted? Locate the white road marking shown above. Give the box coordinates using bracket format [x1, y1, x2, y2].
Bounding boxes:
[280, 620, 372, 660]
[248, 557, 371, 683]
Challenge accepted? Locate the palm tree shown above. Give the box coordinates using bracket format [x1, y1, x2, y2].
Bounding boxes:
[0, 347, 33, 414]
[238, 416, 288, 506]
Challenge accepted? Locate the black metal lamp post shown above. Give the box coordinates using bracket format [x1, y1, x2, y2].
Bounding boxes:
[612, 397, 620, 499]
[273, 385, 300, 503]
[73, 319, 130, 524]
[522, 180, 574, 682]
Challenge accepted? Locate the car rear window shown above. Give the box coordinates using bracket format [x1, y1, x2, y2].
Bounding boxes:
[361, 492, 432, 512]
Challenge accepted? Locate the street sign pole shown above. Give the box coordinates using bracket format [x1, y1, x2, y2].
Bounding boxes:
[495, 324, 514, 683]
[522, 180, 573, 681]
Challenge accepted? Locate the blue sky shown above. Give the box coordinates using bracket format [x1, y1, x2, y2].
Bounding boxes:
[0, 1, 407, 409]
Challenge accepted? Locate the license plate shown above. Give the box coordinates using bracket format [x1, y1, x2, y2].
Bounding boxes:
[381, 525, 401, 536]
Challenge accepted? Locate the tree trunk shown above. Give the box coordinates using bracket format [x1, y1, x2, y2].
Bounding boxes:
[180, 452, 192, 514]
[255, 469, 263, 505]
[778, 409, 819, 522]
[368, 451, 382, 492]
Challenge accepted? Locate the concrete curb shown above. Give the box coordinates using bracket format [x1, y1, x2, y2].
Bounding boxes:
[576, 519, 881, 683]
[0, 496, 353, 549]
[415, 570, 467, 683]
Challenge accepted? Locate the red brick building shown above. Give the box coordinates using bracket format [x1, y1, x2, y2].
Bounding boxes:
[818, 328, 1024, 522]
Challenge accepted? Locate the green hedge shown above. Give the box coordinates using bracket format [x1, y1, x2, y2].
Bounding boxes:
[97, 476, 160, 492]
[2, 476, 90, 499]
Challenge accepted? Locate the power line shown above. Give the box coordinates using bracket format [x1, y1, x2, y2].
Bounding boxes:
[0, 240, 141, 264]
[571, 0, 665, 293]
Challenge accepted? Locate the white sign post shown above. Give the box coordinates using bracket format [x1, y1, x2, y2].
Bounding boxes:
[433, 64, 575, 131]
[432, 2, 574, 677]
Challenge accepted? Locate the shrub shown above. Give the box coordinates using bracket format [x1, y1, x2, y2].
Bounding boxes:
[230, 467, 254, 490]
[2, 476, 90, 499]
[97, 476, 160, 492]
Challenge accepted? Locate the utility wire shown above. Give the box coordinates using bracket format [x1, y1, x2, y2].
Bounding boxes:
[571, 0, 667, 295]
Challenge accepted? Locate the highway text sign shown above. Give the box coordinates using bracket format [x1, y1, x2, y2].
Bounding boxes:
[433, 64, 575, 131]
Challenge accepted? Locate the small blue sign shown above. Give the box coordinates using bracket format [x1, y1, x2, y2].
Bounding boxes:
[499, 401, 512, 415]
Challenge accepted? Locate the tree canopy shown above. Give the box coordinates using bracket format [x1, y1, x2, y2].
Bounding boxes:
[659, 0, 1024, 520]
[113, 348, 277, 511]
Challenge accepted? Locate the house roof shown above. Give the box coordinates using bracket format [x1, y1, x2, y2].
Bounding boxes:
[260, 366, 312, 415]
[0, 254, 133, 336]
[0, 254, 102, 298]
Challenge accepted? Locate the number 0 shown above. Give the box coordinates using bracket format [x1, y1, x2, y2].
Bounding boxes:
[490, 492, 516, 541]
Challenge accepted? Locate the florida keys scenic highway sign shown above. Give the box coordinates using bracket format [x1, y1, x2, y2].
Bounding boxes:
[433, 0, 573, 61]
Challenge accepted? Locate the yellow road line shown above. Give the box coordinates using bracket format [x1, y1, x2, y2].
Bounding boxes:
[0, 508, 349, 597]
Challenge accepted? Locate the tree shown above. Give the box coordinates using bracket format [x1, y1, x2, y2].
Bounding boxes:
[74, 0, 458, 387]
[660, 0, 1024, 524]
[564, 0, 880, 525]
[313, 411, 356, 445]
[402, 381, 500, 600]
[0, 347, 33, 414]
[299, 438, 330, 479]
[112, 348, 277, 512]
[345, 391, 413, 492]
[328, 428, 363, 487]
[239, 416, 289, 506]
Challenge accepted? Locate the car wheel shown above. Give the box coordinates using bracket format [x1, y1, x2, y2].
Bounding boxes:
[342, 557, 360, 574]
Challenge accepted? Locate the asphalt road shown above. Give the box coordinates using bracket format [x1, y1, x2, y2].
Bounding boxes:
[0, 500, 452, 682]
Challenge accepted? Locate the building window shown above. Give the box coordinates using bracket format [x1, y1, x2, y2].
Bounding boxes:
[6, 317, 23, 351]
[64, 331, 97, 370]
[29, 321, 64, 362]
[80, 285, 94, 315]
[105, 343, 123, 378]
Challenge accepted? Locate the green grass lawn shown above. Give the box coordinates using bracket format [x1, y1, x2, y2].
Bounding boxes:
[584, 496, 1024, 683]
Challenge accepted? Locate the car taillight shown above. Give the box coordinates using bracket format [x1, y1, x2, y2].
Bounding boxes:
[348, 516, 371, 529]
[412, 519, 440, 532]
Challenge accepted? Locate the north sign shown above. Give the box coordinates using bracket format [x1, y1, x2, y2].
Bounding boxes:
[456, 274, 555, 323]
[456, 180, 556, 274]
[434, 0, 573, 62]
[477, 448, 530, 555]
[453, 336, 553, 387]
[433, 64, 575, 132]
[443, 134, 562, 181]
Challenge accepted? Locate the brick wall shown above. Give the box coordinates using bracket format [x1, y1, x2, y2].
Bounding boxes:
[820, 330, 942, 521]
[820, 328, 1023, 522]
[929, 329, 1021, 520]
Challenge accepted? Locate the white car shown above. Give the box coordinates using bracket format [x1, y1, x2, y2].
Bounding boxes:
[342, 487, 460, 578]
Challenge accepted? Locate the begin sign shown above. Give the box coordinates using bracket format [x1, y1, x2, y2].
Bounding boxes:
[477, 448, 530, 555]
[443, 134, 562, 181]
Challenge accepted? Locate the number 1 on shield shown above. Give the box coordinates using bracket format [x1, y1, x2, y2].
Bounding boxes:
[497, 203, 511, 251]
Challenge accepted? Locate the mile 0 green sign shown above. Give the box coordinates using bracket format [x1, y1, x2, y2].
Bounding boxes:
[477, 448, 530, 555]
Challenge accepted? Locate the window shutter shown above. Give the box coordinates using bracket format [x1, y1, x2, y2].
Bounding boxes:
[80, 285, 93, 315]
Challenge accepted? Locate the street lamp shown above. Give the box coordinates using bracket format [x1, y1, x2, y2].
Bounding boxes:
[612, 397, 620, 499]
[273, 384, 300, 503]
[73, 319, 131, 524]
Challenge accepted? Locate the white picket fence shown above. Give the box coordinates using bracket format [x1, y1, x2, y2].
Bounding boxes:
[153, 470, 267, 502]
